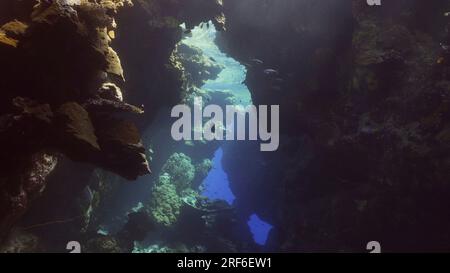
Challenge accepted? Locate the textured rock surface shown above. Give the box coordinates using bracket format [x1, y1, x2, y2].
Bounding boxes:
[219, 0, 450, 252]
[174, 43, 223, 90]
[113, 0, 225, 128]
[161, 152, 195, 193]
[0, 0, 150, 241]
[0, 152, 58, 243]
[0, 0, 226, 250]
[3, 0, 447, 253]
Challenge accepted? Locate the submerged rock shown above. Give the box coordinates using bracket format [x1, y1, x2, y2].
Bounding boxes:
[219, 0, 450, 252]
[85, 235, 123, 253]
[193, 159, 213, 187]
[56, 102, 101, 155]
[98, 82, 123, 102]
[0, 229, 43, 253]
[174, 43, 224, 89]
[0, 0, 151, 241]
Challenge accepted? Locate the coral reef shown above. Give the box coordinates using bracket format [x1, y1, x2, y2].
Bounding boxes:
[174, 43, 224, 93]
[148, 173, 182, 226]
[193, 159, 213, 187]
[161, 153, 195, 193]
[132, 242, 206, 253]
[0, 0, 227, 251]
[85, 236, 123, 253]
[85, 206, 153, 253]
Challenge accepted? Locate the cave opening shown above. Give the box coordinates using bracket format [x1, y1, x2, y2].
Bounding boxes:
[180, 21, 252, 106]
[181, 22, 274, 247]
[200, 147, 235, 205]
[247, 214, 273, 246]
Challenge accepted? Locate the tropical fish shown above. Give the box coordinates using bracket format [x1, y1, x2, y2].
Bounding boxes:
[251, 59, 264, 65]
[264, 69, 279, 76]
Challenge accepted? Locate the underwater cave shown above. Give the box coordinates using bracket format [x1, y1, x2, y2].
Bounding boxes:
[0, 0, 449, 256]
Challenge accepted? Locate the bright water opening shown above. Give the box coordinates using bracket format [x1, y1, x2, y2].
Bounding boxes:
[180, 22, 251, 204]
[247, 214, 273, 246]
[181, 22, 252, 105]
[180, 22, 274, 246]
[200, 148, 235, 205]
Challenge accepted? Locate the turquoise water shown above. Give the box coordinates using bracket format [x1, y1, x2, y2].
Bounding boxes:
[180, 22, 251, 205]
[181, 22, 252, 105]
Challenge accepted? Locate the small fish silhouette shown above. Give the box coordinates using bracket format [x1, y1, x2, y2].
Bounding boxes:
[264, 69, 279, 76]
[251, 59, 264, 65]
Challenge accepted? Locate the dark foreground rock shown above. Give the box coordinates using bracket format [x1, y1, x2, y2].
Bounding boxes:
[219, 0, 450, 252]
[0, 0, 150, 241]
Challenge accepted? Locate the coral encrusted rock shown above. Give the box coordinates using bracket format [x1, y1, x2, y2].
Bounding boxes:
[161, 152, 195, 193]
[0, 0, 150, 241]
[149, 173, 182, 226]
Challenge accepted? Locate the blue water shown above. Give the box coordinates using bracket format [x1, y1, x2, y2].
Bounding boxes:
[247, 214, 273, 246]
[181, 22, 248, 206]
[200, 148, 235, 205]
[181, 22, 252, 105]
[181, 23, 274, 246]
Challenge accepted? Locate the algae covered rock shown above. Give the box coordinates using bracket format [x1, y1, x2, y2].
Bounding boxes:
[0, 229, 43, 253]
[149, 173, 182, 226]
[196, 159, 213, 178]
[85, 236, 123, 253]
[161, 152, 195, 192]
[175, 43, 224, 88]
[193, 158, 213, 187]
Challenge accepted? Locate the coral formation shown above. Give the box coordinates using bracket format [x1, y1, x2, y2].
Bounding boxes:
[161, 153, 195, 193]
[193, 159, 213, 186]
[149, 173, 182, 226]
[175, 43, 224, 91]
[85, 236, 123, 253]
